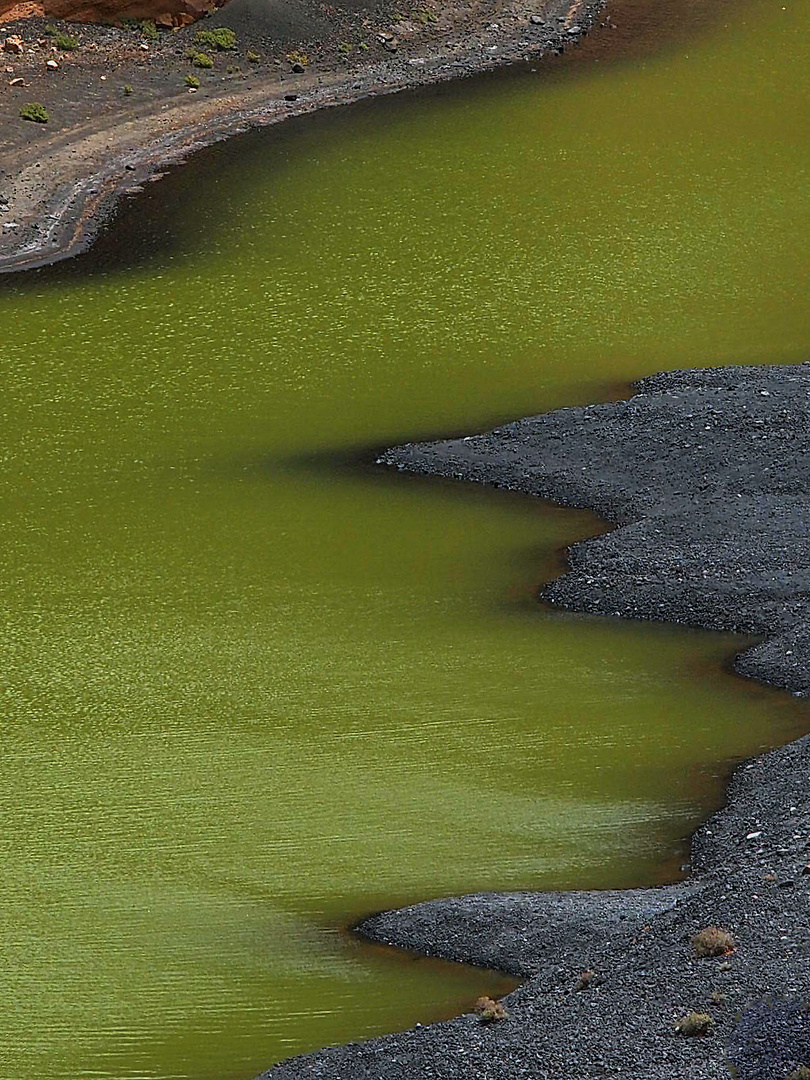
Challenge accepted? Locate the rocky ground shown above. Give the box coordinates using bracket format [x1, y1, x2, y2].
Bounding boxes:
[259, 364, 810, 1078]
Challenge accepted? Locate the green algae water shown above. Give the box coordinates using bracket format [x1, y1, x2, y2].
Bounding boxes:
[1, 0, 809, 1077]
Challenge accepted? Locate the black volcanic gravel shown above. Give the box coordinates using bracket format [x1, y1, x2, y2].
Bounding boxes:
[260, 364, 810, 1080]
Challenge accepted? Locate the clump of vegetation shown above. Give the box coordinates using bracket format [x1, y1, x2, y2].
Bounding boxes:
[692, 927, 735, 958]
[337, 40, 353, 54]
[286, 49, 309, 66]
[123, 84, 134, 94]
[786, 1068, 810, 1080]
[474, 996, 508, 1024]
[20, 102, 49, 123]
[184, 73, 201, 87]
[188, 50, 214, 68]
[195, 27, 236, 50]
[226, 64, 239, 73]
[675, 1012, 714, 1036]
[412, 6, 437, 22]
[54, 32, 80, 50]
[43, 22, 57, 34]
[246, 50, 261, 62]
[709, 990, 727, 1006]
[138, 19, 158, 40]
[575, 970, 596, 991]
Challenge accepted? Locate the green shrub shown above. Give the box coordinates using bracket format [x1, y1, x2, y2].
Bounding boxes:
[188, 50, 213, 68]
[474, 996, 507, 1023]
[139, 19, 158, 40]
[43, 22, 57, 34]
[786, 1069, 810, 1080]
[20, 102, 49, 123]
[123, 84, 134, 94]
[195, 27, 236, 50]
[185, 73, 201, 87]
[286, 49, 309, 66]
[246, 50, 261, 62]
[692, 927, 735, 958]
[675, 1012, 714, 1036]
[55, 32, 80, 50]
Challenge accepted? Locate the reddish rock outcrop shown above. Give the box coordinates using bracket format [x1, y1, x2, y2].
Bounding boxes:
[0, 0, 220, 26]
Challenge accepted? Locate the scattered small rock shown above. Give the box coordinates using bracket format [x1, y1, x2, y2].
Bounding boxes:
[3, 35, 23, 54]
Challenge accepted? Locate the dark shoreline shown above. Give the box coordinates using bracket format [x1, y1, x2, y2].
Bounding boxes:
[260, 364, 810, 1078]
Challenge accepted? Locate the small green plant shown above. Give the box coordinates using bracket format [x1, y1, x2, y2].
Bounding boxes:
[20, 102, 49, 123]
[675, 1012, 714, 1036]
[43, 22, 57, 34]
[337, 40, 353, 54]
[246, 50, 261, 62]
[188, 50, 213, 68]
[412, 7, 437, 22]
[54, 32, 80, 50]
[185, 73, 201, 87]
[692, 927, 735, 958]
[123, 84, 134, 94]
[786, 1068, 810, 1080]
[138, 19, 158, 40]
[195, 27, 236, 50]
[575, 970, 596, 991]
[226, 64, 239, 73]
[286, 49, 309, 65]
[709, 990, 727, 1006]
[474, 996, 507, 1023]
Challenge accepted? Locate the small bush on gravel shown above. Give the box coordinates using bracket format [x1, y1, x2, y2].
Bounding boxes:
[188, 51, 213, 68]
[185, 74, 201, 87]
[20, 102, 49, 123]
[286, 49, 309, 65]
[138, 19, 158, 40]
[675, 1012, 715, 1036]
[246, 50, 261, 62]
[786, 1070, 810, 1080]
[692, 927, 735, 958]
[55, 33, 80, 50]
[195, 27, 236, 50]
[123, 84, 133, 94]
[474, 996, 507, 1023]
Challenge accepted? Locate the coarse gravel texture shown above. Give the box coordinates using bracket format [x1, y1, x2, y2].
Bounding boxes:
[259, 364, 810, 1079]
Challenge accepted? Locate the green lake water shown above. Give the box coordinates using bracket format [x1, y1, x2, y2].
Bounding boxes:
[0, 0, 808, 1076]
